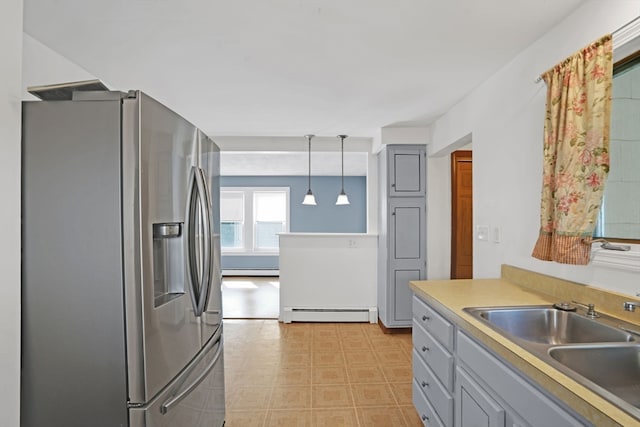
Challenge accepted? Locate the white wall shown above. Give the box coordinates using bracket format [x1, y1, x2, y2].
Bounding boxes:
[428, 0, 640, 296]
[1, 2, 23, 426]
[426, 152, 451, 279]
[22, 33, 97, 99]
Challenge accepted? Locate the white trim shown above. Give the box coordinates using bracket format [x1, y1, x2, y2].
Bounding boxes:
[613, 16, 640, 61]
[281, 307, 378, 323]
[222, 252, 279, 257]
[591, 245, 640, 272]
[222, 269, 280, 277]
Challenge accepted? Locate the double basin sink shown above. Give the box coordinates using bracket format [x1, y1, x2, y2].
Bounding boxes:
[463, 305, 640, 418]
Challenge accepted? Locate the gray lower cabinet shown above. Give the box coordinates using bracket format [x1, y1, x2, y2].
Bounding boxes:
[412, 295, 592, 427]
[412, 297, 455, 426]
[456, 367, 505, 427]
[378, 145, 426, 328]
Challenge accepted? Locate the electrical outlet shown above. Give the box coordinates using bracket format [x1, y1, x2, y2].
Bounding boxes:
[477, 225, 489, 241]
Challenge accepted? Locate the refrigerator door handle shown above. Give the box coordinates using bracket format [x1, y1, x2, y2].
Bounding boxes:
[185, 166, 201, 314]
[159, 326, 223, 415]
[194, 167, 212, 317]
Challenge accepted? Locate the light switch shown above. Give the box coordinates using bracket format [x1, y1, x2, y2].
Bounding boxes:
[493, 227, 501, 243]
[476, 225, 489, 241]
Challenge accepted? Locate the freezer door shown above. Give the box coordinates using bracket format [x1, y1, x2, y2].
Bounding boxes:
[129, 326, 225, 427]
[123, 92, 203, 404]
[199, 132, 223, 344]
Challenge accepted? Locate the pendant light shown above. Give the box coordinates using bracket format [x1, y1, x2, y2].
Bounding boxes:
[302, 134, 317, 205]
[336, 135, 350, 205]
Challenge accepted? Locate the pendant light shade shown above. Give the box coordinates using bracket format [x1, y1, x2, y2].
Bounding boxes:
[302, 189, 316, 205]
[336, 135, 350, 205]
[336, 190, 350, 205]
[302, 134, 317, 205]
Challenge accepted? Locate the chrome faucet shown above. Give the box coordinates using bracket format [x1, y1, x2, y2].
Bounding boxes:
[571, 300, 600, 318]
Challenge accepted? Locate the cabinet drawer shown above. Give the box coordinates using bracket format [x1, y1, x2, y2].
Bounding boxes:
[413, 350, 453, 427]
[412, 321, 454, 391]
[413, 379, 445, 427]
[413, 296, 454, 351]
[457, 332, 588, 427]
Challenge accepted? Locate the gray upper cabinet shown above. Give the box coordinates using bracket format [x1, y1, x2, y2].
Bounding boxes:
[389, 147, 426, 197]
[378, 145, 427, 328]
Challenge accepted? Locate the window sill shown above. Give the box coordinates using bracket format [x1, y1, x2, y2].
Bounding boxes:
[591, 244, 640, 272]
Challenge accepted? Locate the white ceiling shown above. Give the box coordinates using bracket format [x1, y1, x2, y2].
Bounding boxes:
[23, 0, 585, 141]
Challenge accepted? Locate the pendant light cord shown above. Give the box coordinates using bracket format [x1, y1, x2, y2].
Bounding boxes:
[305, 134, 314, 191]
[338, 135, 347, 192]
[340, 136, 345, 191]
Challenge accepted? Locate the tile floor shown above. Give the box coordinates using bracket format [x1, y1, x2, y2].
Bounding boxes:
[223, 319, 422, 427]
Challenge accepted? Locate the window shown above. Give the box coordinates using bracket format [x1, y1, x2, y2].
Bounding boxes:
[220, 191, 244, 249]
[254, 191, 287, 249]
[220, 187, 290, 254]
[595, 52, 640, 241]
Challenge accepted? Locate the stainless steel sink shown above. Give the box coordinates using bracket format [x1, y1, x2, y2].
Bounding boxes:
[549, 345, 640, 409]
[463, 305, 640, 419]
[464, 306, 634, 344]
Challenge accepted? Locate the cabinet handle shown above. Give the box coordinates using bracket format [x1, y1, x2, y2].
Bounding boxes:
[422, 315, 430, 321]
[421, 414, 429, 421]
[421, 381, 429, 388]
[392, 183, 396, 187]
[422, 346, 430, 352]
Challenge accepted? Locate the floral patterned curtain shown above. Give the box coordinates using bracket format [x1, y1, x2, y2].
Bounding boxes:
[532, 35, 613, 265]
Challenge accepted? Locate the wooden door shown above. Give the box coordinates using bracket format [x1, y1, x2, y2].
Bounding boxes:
[451, 151, 473, 279]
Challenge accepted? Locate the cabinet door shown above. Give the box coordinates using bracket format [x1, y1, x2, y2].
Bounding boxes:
[389, 147, 426, 197]
[393, 269, 421, 321]
[456, 367, 505, 427]
[389, 198, 426, 323]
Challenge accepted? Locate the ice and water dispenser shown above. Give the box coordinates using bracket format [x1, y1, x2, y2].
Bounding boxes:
[153, 222, 185, 307]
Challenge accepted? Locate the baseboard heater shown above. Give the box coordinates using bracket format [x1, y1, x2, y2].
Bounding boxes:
[222, 269, 280, 277]
[282, 307, 378, 324]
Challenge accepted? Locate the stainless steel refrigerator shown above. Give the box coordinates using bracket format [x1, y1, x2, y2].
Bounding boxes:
[21, 89, 225, 427]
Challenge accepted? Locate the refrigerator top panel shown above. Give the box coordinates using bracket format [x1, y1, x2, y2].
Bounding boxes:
[27, 78, 109, 100]
[122, 92, 208, 404]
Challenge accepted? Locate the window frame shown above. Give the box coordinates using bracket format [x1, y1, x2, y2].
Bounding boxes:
[220, 187, 290, 255]
[593, 46, 640, 244]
